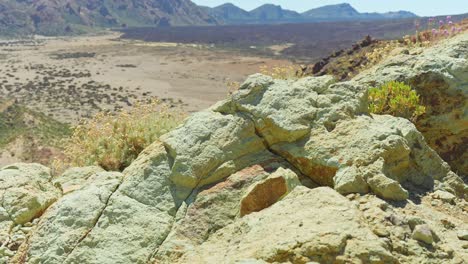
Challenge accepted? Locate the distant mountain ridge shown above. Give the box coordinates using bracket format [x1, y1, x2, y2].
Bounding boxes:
[204, 3, 418, 24]
[0, 1, 419, 36]
[0, 0, 219, 36]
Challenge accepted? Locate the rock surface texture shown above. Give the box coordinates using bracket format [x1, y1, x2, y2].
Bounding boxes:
[6, 34, 468, 263]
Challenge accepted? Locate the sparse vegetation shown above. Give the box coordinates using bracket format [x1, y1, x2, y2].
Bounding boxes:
[259, 64, 300, 80]
[56, 99, 186, 172]
[368, 81, 426, 121]
[404, 16, 467, 47]
[0, 100, 71, 148]
[226, 80, 241, 95]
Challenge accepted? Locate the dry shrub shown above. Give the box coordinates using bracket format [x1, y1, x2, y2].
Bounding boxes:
[363, 41, 400, 68]
[369, 81, 426, 122]
[259, 64, 300, 80]
[226, 80, 241, 95]
[55, 99, 185, 172]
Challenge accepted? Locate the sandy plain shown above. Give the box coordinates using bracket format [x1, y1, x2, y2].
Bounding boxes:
[0, 32, 290, 123]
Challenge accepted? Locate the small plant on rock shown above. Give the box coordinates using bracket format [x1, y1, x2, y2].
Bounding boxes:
[55, 99, 185, 172]
[368, 81, 426, 121]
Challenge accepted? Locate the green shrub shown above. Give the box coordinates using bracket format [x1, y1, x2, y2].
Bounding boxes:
[56, 99, 185, 172]
[368, 81, 426, 121]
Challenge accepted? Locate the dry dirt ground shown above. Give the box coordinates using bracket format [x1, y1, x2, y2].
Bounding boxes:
[0, 33, 290, 123]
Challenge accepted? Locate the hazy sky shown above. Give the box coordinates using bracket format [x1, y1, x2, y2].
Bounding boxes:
[193, 0, 468, 16]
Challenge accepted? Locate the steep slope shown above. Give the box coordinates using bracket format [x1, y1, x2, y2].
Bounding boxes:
[0, 0, 219, 36]
[0, 99, 70, 166]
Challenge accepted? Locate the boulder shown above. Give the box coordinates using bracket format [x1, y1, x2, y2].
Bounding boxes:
[0, 163, 60, 232]
[412, 224, 434, 244]
[457, 230, 468, 241]
[431, 190, 456, 204]
[0, 163, 61, 263]
[16, 171, 123, 263]
[160, 110, 266, 188]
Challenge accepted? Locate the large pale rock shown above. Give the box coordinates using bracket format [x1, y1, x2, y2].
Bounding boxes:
[60, 142, 183, 264]
[0, 163, 60, 233]
[177, 187, 397, 263]
[412, 224, 434, 244]
[19, 171, 123, 263]
[16, 142, 183, 263]
[214, 74, 368, 145]
[160, 111, 266, 188]
[355, 33, 468, 176]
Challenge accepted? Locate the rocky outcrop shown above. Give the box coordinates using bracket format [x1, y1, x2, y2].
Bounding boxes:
[177, 187, 397, 264]
[0, 163, 61, 263]
[355, 33, 468, 177]
[8, 34, 468, 263]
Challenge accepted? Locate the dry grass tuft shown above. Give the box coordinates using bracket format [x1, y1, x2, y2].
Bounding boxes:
[259, 64, 301, 80]
[54, 99, 185, 172]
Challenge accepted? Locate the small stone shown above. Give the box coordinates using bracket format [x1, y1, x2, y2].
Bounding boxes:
[0, 247, 14, 257]
[462, 243, 468, 249]
[11, 234, 25, 244]
[412, 224, 434, 244]
[457, 230, 468, 241]
[407, 216, 426, 230]
[431, 190, 456, 204]
[373, 225, 390, 237]
[20, 227, 32, 234]
[23, 222, 33, 227]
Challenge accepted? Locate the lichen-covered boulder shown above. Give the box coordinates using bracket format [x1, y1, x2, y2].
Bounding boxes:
[354, 33, 468, 176]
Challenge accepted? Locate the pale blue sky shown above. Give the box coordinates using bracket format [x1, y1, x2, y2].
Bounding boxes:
[193, 0, 468, 16]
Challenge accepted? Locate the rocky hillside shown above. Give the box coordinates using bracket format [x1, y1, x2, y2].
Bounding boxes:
[0, 0, 218, 36]
[204, 3, 417, 25]
[0, 99, 70, 167]
[1, 34, 467, 263]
